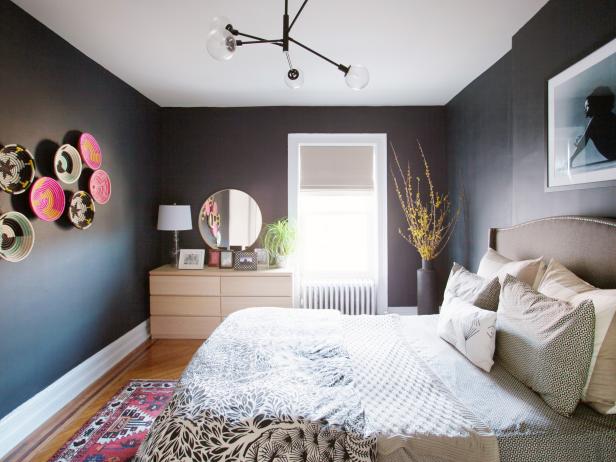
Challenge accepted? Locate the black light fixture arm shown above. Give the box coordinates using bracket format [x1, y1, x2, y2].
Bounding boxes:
[289, 0, 309, 32]
[237, 40, 283, 46]
[223, 0, 351, 76]
[288, 37, 350, 75]
[226, 24, 283, 47]
[283, 15, 290, 51]
[289, 0, 308, 31]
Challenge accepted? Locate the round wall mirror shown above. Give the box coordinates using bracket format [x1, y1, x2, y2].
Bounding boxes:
[198, 189, 263, 250]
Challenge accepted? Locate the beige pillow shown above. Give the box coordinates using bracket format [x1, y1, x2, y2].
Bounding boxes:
[538, 259, 616, 414]
[477, 248, 545, 288]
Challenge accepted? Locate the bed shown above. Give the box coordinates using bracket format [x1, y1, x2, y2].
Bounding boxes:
[136, 216, 616, 462]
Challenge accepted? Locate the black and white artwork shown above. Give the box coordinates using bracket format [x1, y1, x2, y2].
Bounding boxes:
[178, 249, 205, 269]
[548, 37, 616, 190]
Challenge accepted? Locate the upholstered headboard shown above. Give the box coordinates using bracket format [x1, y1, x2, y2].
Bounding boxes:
[489, 216, 616, 289]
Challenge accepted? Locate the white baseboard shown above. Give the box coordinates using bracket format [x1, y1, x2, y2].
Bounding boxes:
[386, 306, 418, 315]
[0, 319, 150, 459]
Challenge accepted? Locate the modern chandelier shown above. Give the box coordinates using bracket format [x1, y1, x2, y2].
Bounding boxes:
[206, 0, 369, 90]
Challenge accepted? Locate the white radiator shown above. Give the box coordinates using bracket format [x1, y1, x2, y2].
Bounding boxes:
[300, 280, 377, 315]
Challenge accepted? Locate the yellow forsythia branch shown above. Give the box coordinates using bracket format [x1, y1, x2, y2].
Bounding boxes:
[390, 141, 461, 261]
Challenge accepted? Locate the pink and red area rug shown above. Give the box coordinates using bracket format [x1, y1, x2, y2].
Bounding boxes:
[49, 380, 176, 462]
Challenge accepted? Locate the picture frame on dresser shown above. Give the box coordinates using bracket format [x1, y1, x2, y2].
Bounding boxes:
[207, 249, 220, 267]
[255, 248, 270, 270]
[178, 249, 205, 269]
[220, 250, 233, 269]
[233, 251, 258, 271]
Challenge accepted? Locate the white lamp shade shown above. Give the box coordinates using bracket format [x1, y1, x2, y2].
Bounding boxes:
[157, 205, 192, 231]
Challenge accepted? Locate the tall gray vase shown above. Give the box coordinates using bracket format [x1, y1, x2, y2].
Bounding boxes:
[417, 259, 438, 315]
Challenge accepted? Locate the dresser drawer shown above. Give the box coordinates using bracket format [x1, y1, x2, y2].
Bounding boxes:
[150, 296, 220, 316]
[150, 316, 220, 339]
[221, 276, 292, 297]
[221, 296, 292, 316]
[150, 275, 220, 296]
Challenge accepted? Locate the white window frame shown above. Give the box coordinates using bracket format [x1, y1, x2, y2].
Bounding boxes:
[288, 133, 388, 313]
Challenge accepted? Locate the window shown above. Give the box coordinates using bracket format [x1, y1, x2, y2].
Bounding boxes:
[299, 191, 377, 279]
[288, 134, 388, 311]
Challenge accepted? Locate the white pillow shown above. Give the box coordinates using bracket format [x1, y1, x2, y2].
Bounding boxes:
[538, 259, 616, 414]
[437, 296, 497, 372]
[477, 248, 545, 288]
[443, 263, 500, 311]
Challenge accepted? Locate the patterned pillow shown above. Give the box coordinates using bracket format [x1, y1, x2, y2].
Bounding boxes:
[444, 262, 500, 311]
[438, 296, 497, 372]
[477, 248, 546, 288]
[538, 259, 616, 414]
[496, 274, 595, 416]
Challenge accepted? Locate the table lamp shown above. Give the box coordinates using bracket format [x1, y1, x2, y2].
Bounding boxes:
[157, 204, 192, 267]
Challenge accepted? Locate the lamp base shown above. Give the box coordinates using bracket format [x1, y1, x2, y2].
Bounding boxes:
[171, 230, 180, 268]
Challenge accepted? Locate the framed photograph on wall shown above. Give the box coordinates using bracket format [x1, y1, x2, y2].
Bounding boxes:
[178, 249, 205, 269]
[547, 37, 616, 191]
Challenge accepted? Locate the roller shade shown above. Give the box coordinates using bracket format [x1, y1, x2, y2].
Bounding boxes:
[300, 145, 374, 191]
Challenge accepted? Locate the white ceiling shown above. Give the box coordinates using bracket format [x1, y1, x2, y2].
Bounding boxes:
[12, 0, 548, 107]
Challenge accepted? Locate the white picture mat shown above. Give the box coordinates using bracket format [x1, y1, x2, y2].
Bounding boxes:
[178, 249, 205, 269]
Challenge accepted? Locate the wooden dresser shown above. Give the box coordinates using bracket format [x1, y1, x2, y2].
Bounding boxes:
[149, 265, 294, 339]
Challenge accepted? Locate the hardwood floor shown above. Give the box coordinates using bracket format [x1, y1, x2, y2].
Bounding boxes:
[6, 339, 202, 462]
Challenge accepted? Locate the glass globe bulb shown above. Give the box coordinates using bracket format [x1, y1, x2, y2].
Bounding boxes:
[345, 65, 369, 90]
[285, 68, 304, 89]
[209, 16, 232, 35]
[207, 28, 236, 61]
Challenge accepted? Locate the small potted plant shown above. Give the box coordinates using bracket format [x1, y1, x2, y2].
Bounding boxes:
[263, 218, 296, 268]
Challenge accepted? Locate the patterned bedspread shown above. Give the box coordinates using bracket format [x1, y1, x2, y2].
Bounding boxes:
[135, 308, 499, 462]
[135, 308, 375, 461]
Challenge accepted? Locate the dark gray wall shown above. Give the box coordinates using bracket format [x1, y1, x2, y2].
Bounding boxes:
[161, 107, 447, 307]
[447, 54, 513, 270]
[447, 0, 616, 270]
[511, 0, 616, 223]
[0, 0, 161, 419]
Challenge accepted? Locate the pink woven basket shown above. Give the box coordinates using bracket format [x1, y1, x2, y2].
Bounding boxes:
[30, 177, 66, 222]
[79, 133, 103, 170]
[89, 169, 111, 204]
